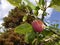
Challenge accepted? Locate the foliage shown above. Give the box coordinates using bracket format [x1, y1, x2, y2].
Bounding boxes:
[24, 0, 36, 10]
[0, 29, 29, 45]
[15, 22, 36, 44]
[1, 0, 60, 45]
[50, 0, 60, 11]
[15, 22, 33, 34]
[51, 0, 60, 6]
[2, 7, 26, 28]
[7, 0, 22, 7]
[2, 7, 35, 28]
[14, 22, 60, 45]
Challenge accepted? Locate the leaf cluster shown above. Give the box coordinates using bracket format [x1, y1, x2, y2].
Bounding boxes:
[2, 7, 35, 28]
[0, 29, 29, 45]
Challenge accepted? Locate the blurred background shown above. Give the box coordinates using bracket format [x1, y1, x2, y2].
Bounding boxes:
[0, 0, 60, 28]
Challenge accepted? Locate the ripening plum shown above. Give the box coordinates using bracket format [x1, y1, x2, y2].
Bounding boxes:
[32, 20, 45, 32]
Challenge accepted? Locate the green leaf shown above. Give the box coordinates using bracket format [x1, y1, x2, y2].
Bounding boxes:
[25, 31, 36, 44]
[51, 5, 60, 11]
[49, 25, 60, 36]
[50, 0, 60, 11]
[7, 0, 22, 7]
[41, 29, 53, 38]
[14, 22, 33, 34]
[39, 0, 45, 6]
[52, 24, 59, 28]
[34, 6, 40, 16]
[23, 15, 28, 22]
[25, 0, 36, 10]
[15, 22, 35, 44]
[38, 0, 45, 9]
[51, 0, 60, 6]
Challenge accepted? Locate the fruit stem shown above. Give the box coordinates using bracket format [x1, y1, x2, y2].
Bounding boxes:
[35, 32, 40, 45]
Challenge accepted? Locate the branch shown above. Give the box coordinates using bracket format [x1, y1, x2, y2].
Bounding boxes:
[45, 22, 60, 36]
[41, 8, 46, 21]
[50, 28, 60, 36]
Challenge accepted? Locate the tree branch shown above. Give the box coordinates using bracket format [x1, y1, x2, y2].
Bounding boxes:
[50, 28, 60, 36]
[41, 8, 46, 21]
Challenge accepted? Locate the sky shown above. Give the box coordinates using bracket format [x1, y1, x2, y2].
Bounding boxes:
[0, 0, 60, 28]
[0, 0, 14, 26]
